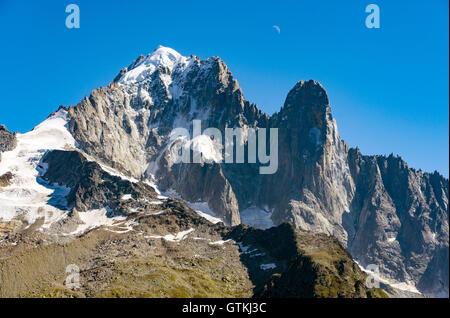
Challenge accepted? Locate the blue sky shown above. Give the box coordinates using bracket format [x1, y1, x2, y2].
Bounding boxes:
[0, 0, 448, 176]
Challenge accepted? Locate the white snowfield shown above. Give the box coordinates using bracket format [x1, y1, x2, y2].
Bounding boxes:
[68, 207, 126, 235]
[0, 110, 133, 235]
[355, 260, 421, 294]
[189, 134, 223, 163]
[208, 239, 232, 246]
[168, 134, 223, 164]
[120, 194, 133, 201]
[145, 228, 195, 242]
[0, 109, 76, 226]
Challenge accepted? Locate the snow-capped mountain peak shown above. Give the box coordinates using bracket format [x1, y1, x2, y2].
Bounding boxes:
[118, 46, 190, 86]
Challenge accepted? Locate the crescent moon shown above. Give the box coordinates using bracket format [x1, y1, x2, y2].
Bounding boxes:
[273, 25, 281, 34]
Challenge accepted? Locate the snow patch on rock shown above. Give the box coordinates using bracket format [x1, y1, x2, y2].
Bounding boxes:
[146, 228, 195, 242]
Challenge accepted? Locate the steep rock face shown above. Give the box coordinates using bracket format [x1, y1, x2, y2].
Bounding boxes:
[66, 46, 448, 296]
[0, 125, 17, 163]
[346, 150, 449, 296]
[266, 83, 449, 296]
[41, 150, 158, 215]
[0, 126, 17, 188]
[266, 80, 354, 244]
[157, 161, 241, 226]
